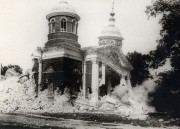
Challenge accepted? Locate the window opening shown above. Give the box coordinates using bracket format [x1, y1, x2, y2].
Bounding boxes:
[72, 20, 76, 34]
[61, 18, 67, 31]
[50, 19, 55, 33]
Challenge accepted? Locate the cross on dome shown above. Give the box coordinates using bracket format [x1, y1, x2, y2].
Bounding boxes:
[109, 2, 116, 26]
[59, 0, 68, 4]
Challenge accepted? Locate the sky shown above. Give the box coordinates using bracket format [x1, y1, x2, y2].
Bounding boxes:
[0, 0, 162, 71]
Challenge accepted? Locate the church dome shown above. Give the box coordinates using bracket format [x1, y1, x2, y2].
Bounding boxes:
[99, 25, 123, 40]
[46, 1, 80, 21]
[98, 6, 123, 40]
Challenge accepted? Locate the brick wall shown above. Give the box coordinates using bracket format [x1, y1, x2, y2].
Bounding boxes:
[41, 57, 82, 93]
[48, 32, 78, 41]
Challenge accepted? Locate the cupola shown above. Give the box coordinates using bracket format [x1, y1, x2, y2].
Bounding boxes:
[45, 1, 81, 48]
[98, 3, 123, 46]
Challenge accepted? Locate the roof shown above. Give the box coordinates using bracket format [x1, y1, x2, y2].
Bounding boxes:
[46, 1, 80, 21]
[82, 44, 133, 71]
[98, 9, 123, 40]
[99, 25, 123, 40]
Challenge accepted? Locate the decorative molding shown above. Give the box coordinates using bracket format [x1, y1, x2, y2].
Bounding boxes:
[82, 44, 132, 75]
[42, 45, 82, 61]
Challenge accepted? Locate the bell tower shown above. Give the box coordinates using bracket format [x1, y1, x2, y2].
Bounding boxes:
[33, 1, 83, 99]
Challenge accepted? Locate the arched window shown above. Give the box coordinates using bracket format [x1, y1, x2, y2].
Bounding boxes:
[50, 18, 55, 33]
[101, 40, 106, 45]
[61, 18, 67, 31]
[72, 20, 76, 34]
[110, 40, 115, 45]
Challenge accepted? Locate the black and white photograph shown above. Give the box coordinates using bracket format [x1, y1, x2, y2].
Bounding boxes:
[0, 0, 179, 128]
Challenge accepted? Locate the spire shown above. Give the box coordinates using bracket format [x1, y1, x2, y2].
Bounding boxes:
[109, 2, 115, 26]
[110, 2, 115, 17]
[59, 0, 68, 4]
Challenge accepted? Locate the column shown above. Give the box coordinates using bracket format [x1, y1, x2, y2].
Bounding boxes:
[107, 79, 112, 95]
[38, 58, 42, 94]
[127, 75, 133, 95]
[101, 62, 106, 85]
[82, 61, 86, 98]
[91, 59, 99, 107]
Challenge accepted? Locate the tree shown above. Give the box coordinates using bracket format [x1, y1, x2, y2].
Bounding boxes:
[146, 0, 180, 69]
[146, 0, 180, 118]
[127, 51, 152, 87]
[1, 66, 8, 75]
[149, 70, 180, 117]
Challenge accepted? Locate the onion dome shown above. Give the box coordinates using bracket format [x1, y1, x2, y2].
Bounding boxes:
[98, 5, 123, 40]
[46, 1, 80, 21]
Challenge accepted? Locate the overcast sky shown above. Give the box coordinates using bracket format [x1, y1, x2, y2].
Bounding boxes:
[0, 0, 161, 71]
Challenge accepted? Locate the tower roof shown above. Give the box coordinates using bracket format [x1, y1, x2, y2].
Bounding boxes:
[98, 3, 123, 40]
[46, 1, 80, 21]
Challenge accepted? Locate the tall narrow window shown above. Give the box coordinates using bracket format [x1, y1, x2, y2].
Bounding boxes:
[72, 20, 76, 34]
[50, 18, 55, 33]
[61, 18, 66, 31]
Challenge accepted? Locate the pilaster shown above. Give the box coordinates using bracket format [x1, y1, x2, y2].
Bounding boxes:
[82, 61, 87, 98]
[102, 62, 106, 85]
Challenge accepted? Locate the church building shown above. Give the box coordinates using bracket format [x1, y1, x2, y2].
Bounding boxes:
[32, 1, 133, 104]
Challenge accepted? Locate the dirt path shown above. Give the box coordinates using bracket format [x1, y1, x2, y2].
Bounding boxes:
[0, 113, 179, 129]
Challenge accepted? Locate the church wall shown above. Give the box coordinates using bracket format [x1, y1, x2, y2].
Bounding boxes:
[48, 32, 78, 41]
[67, 21, 73, 32]
[41, 57, 82, 93]
[45, 38, 80, 48]
[55, 20, 61, 32]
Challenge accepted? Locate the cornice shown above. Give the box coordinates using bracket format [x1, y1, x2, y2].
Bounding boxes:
[46, 12, 80, 21]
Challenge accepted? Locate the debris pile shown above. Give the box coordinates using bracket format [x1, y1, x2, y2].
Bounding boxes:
[74, 79, 156, 119]
[5, 68, 20, 77]
[0, 76, 74, 113]
[0, 76, 156, 119]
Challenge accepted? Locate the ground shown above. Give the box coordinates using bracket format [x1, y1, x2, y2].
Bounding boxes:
[0, 113, 179, 129]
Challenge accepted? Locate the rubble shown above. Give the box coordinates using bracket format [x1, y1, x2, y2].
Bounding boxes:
[0, 76, 157, 120]
[5, 68, 20, 77]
